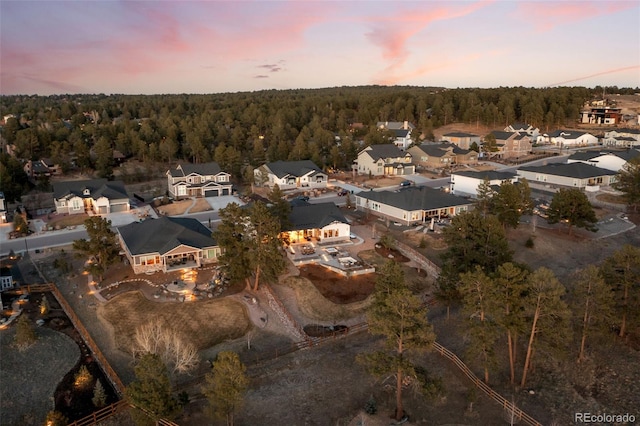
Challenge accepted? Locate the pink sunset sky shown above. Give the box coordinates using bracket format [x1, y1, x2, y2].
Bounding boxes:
[1, 0, 639, 95]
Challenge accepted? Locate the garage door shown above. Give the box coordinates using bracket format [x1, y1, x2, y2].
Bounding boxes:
[110, 203, 128, 213]
[204, 189, 219, 197]
[222, 188, 230, 196]
[98, 206, 108, 214]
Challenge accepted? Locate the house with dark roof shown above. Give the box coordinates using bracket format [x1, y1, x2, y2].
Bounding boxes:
[117, 216, 220, 274]
[450, 170, 518, 197]
[355, 187, 472, 225]
[356, 144, 414, 176]
[543, 130, 598, 146]
[489, 131, 533, 159]
[441, 132, 481, 150]
[23, 158, 59, 180]
[567, 149, 640, 172]
[281, 202, 350, 244]
[254, 160, 327, 189]
[517, 163, 617, 190]
[504, 123, 540, 141]
[167, 162, 232, 199]
[602, 128, 640, 148]
[408, 142, 477, 169]
[376, 121, 416, 150]
[52, 179, 129, 215]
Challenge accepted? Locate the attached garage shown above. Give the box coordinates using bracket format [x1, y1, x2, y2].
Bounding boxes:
[204, 189, 220, 197]
[110, 203, 129, 213]
[98, 206, 108, 214]
[222, 188, 230, 196]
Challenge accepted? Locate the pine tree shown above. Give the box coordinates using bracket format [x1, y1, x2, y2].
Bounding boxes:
[547, 188, 597, 235]
[40, 295, 50, 316]
[521, 267, 570, 388]
[475, 177, 494, 217]
[74, 365, 93, 390]
[73, 216, 120, 281]
[612, 157, 640, 212]
[14, 314, 37, 350]
[126, 353, 180, 425]
[201, 351, 249, 426]
[492, 181, 525, 229]
[493, 262, 529, 385]
[600, 244, 640, 338]
[358, 261, 435, 421]
[571, 266, 615, 362]
[459, 267, 499, 384]
[92, 379, 107, 408]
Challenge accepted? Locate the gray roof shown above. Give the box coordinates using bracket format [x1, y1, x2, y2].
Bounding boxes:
[170, 162, 224, 177]
[519, 163, 617, 178]
[569, 149, 640, 162]
[52, 179, 128, 200]
[358, 187, 471, 211]
[117, 216, 217, 256]
[392, 129, 411, 138]
[548, 130, 588, 138]
[264, 160, 324, 179]
[507, 122, 531, 131]
[442, 132, 479, 138]
[491, 131, 517, 141]
[361, 144, 406, 159]
[453, 170, 517, 181]
[414, 142, 472, 157]
[377, 121, 416, 130]
[286, 202, 348, 231]
[611, 128, 640, 135]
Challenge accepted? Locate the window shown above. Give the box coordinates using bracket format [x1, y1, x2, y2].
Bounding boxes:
[59, 201, 66, 207]
[72, 199, 82, 211]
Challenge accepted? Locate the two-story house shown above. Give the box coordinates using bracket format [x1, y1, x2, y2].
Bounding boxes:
[602, 128, 640, 148]
[254, 160, 327, 189]
[52, 179, 130, 215]
[504, 123, 540, 142]
[167, 162, 233, 199]
[489, 131, 533, 159]
[356, 144, 415, 176]
[377, 121, 416, 150]
[408, 142, 477, 170]
[441, 132, 481, 150]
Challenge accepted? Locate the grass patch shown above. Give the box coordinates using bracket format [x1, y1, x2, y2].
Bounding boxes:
[189, 198, 213, 213]
[280, 276, 372, 321]
[101, 292, 250, 352]
[47, 214, 89, 228]
[596, 193, 626, 205]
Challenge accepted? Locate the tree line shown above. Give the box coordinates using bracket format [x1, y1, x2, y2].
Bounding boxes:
[1, 85, 622, 201]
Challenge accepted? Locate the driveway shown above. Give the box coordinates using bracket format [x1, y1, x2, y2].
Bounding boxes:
[204, 195, 244, 210]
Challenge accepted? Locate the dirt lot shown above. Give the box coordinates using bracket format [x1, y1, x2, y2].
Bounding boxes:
[155, 198, 211, 216]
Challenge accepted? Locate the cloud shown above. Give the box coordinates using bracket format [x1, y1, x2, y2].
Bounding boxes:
[517, 1, 638, 32]
[254, 75, 269, 79]
[258, 62, 285, 73]
[365, 1, 492, 83]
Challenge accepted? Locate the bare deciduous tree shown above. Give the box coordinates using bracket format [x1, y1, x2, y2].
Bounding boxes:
[133, 323, 199, 375]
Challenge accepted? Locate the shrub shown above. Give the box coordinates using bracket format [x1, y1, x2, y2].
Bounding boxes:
[525, 237, 535, 248]
[364, 395, 377, 414]
[419, 236, 428, 249]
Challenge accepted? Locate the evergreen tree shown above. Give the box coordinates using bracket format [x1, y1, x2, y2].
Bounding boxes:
[570, 266, 615, 362]
[612, 157, 640, 212]
[267, 184, 291, 231]
[459, 267, 499, 384]
[40, 295, 50, 316]
[74, 365, 93, 390]
[214, 203, 253, 288]
[248, 202, 286, 291]
[547, 188, 597, 235]
[492, 181, 524, 229]
[201, 351, 249, 426]
[358, 261, 435, 421]
[15, 314, 37, 349]
[92, 379, 107, 408]
[493, 262, 529, 385]
[475, 177, 494, 217]
[73, 216, 120, 282]
[600, 245, 640, 338]
[126, 353, 180, 425]
[521, 267, 570, 388]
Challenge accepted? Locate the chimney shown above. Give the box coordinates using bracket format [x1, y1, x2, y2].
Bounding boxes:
[403, 121, 408, 130]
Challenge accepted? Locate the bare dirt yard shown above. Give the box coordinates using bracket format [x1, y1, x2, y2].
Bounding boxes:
[155, 198, 211, 216]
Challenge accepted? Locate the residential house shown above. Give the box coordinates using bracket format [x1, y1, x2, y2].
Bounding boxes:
[254, 160, 327, 189]
[117, 216, 220, 274]
[580, 106, 623, 125]
[167, 162, 233, 199]
[356, 186, 472, 225]
[409, 142, 478, 170]
[517, 163, 617, 190]
[376, 121, 416, 150]
[52, 179, 130, 215]
[602, 128, 640, 148]
[441, 132, 481, 150]
[282, 202, 350, 244]
[489, 131, 533, 159]
[544, 130, 599, 147]
[450, 170, 518, 197]
[505, 123, 540, 141]
[0, 191, 6, 223]
[356, 144, 415, 176]
[567, 149, 640, 172]
[24, 158, 59, 180]
[0, 267, 13, 292]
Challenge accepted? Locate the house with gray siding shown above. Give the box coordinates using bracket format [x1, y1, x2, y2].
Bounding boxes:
[52, 179, 129, 215]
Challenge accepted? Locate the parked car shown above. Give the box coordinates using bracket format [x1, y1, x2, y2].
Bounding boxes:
[399, 180, 412, 187]
[337, 189, 349, 196]
[296, 195, 310, 202]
